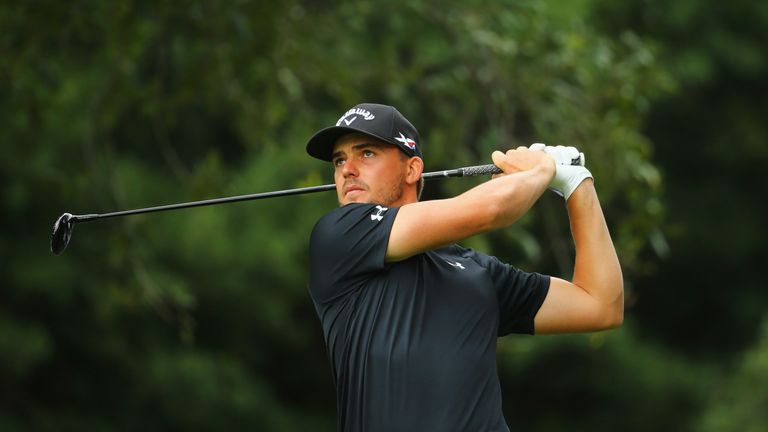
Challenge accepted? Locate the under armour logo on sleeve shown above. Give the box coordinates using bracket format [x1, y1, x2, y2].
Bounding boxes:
[370, 205, 388, 221]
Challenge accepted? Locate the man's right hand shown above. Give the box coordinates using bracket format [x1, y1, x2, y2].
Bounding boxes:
[490, 146, 556, 180]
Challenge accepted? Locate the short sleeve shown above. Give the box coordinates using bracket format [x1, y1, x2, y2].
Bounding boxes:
[467, 250, 550, 336]
[308, 203, 399, 305]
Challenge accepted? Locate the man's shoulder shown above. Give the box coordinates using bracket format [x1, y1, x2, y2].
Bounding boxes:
[311, 203, 398, 243]
[308, 204, 401, 304]
[314, 203, 392, 229]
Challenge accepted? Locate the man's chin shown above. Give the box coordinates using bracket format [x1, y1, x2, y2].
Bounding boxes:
[339, 193, 372, 206]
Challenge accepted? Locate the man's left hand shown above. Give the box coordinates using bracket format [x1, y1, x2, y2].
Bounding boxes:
[530, 143, 593, 201]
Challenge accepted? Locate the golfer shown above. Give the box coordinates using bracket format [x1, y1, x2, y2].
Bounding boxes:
[306, 103, 623, 432]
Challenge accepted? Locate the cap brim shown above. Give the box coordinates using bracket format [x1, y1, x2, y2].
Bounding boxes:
[305, 126, 354, 161]
[306, 126, 388, 161]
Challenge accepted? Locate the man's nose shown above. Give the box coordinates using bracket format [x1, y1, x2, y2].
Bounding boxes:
[342, 159, 358, 177]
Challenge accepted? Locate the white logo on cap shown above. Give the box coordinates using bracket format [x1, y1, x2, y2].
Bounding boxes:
[395, 132, 417, 150]
[343, 116, 357, 126]
[336, 108, 375, 126]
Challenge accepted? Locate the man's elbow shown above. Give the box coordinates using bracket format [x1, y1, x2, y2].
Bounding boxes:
[592, 280, 624, 330]
[602, 292, 625, 330]
[605, 305, 624, 329]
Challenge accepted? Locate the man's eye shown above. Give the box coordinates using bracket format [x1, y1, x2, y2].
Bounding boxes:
[363, 150, 374, 157]
[334, 159, 345, 167]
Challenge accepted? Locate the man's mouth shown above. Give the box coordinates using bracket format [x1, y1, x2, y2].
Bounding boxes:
[344, 184, 366, 196]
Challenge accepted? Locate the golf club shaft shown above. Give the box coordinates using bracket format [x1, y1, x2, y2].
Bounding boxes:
[70, 163, 504, 223]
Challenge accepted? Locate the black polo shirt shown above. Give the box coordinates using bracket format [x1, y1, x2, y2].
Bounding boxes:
[308, 203, 549, 432]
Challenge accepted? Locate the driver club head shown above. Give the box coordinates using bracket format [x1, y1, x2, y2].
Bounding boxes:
[51, 213, 75, 255]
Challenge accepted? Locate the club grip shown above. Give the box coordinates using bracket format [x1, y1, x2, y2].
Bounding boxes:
[461, 164, 503, 177]
[459, 153, 583, 177]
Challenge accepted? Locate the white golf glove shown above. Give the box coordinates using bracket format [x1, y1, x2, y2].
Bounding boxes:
[530, 143, 592, 201]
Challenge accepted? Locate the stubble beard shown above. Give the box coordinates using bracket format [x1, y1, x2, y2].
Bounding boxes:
[338, 170, 406, 207]
[377, 175, 405, 207]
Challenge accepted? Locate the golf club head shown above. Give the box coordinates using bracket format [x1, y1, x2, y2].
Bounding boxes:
[51, 213, 75, 255]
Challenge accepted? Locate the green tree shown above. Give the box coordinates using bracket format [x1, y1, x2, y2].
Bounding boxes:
[591, 0, 768, 429]
[698, 319, 768, 432]
[593, 0, 768, 357]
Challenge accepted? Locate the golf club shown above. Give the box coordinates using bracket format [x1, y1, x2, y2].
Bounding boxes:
[51, 156, 583, 255]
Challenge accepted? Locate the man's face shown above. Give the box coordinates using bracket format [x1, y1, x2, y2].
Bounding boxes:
[332, 133, 409, 207]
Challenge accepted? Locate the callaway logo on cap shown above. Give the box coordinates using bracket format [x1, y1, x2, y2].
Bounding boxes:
[306, 103, 422, 161]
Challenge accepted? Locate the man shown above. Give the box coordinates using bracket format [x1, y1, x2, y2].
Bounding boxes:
[305, 103, 623, 431]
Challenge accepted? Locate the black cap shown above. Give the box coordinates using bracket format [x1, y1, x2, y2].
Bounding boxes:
[306, 103, 422, 161]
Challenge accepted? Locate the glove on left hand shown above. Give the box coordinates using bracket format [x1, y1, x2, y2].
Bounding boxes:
[529, 143, 592, 201]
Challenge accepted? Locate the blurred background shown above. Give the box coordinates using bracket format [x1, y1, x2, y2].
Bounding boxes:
[2, 0, 767, 430]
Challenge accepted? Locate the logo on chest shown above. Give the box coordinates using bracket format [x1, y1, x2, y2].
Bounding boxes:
[445, 260, 466, 270]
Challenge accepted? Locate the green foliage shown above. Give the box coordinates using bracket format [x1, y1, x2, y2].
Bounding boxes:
[590, 0, 768, 429]
[698, 319, 768, 432]
[2, 0, 765, 430]
[592, 0, 768, 356]
[0, 317, 52, 379]
[498, 324, 710, 432]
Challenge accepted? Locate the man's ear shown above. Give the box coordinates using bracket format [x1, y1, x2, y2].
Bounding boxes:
[406, 157, 424, 185]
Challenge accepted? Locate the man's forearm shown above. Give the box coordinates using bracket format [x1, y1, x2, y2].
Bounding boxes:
[467, 164, 553, 229]
[387, 152, 554, 262]
[567, 180, 624, 326]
